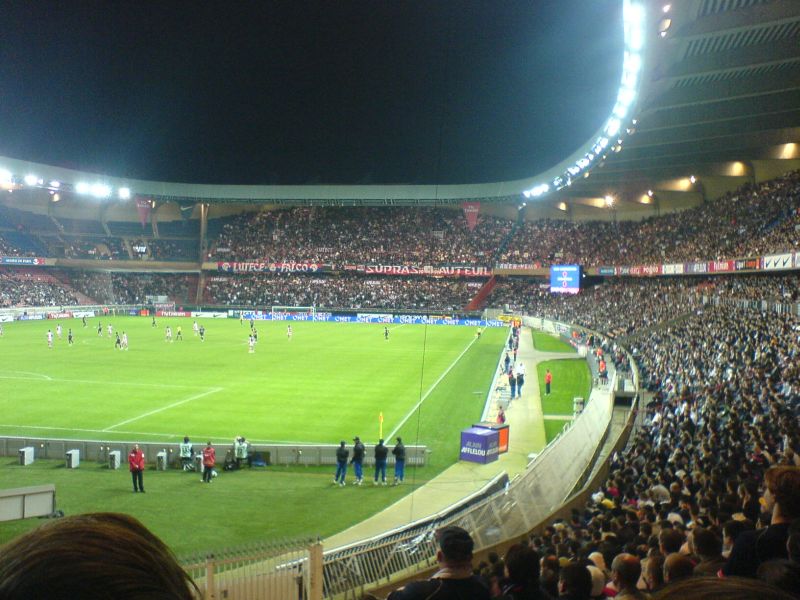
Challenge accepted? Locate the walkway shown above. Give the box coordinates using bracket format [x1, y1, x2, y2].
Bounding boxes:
[324, 327, 580, 549]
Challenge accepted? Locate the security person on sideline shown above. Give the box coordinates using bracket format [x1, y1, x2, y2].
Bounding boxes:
[374, 439, 389, 485]
[392, 437, 406, 485]
[334, 441, 349, 486]
[351, 436, 365, 485]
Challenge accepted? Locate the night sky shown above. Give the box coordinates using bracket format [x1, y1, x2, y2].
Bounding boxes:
[0, 1, 623, 185]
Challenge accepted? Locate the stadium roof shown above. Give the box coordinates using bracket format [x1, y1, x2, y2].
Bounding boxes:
[557, 0, 800, 215]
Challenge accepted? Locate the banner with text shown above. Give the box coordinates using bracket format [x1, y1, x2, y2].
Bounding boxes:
[1, 257, 45, 266]
[239, 311, 504, 327]
[217, 262, 333, 273]
[353, 264, 490, 277]
[461, 201, 480, 231]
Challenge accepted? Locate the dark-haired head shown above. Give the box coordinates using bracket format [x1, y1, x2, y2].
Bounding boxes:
[0, 512, 196, 599]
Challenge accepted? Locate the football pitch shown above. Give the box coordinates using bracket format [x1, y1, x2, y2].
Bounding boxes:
[0, 317, 506, 446]
[0, 316, 509, 553]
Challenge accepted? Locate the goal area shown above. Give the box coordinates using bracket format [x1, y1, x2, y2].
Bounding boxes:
[270, 306, 316, 317]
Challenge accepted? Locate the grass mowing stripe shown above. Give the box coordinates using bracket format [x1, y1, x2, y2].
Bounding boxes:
[385, 333, 478, 440]
[531, 332, 576, 353]
[103, 387, 225, 431]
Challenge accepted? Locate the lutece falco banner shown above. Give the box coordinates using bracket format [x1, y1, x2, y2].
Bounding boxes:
[217, 261, 333, 273]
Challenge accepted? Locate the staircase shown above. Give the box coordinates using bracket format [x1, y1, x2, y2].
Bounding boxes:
[465, 275, 497, 311]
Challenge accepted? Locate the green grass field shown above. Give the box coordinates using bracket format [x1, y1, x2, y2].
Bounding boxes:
[543, 419, 571, 442]
[537, 358, 592, 443]
[531, 332, 575, 353]
[0, 317, 507, 553]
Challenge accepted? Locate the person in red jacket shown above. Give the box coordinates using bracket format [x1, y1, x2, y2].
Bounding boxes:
[202, 441, 216, 483]
[544, 369, 553, 395]
[128, 444, 145, 493]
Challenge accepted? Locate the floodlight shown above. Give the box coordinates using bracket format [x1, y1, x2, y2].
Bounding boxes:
[0, 170, 12, 183]
[50, 180, 60, 188]
[91, 184, 111, 198]
[689, 175, 696, 184]
[605, 195, 615, 207]
[647, 190, 654, 197]
[75, 182, 90, 194]
[52, 193, 60, 202]
[24, 174, 38, 186]
[118, 187, 131, 199]
[663, 4, 671, 13]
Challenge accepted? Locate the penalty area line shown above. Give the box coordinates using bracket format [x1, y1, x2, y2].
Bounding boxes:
[385, 335, 479, 441]
[103, 387, 224, 431]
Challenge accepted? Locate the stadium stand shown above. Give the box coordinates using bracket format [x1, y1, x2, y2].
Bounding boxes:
[208, 207, 512, 265]
[3, 172, 800, 599]
[0, 268, 79, 307]
[204, 272, 484, 311]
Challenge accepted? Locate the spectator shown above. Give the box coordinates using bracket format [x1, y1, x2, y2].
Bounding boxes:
[387, 526, 490, 599]
[609, 553, 648, 600]
[557, 563, 592, 600]
[0, 512, 197, 599]
[499, 543, 548, 600]
[724, 467, 800, 578]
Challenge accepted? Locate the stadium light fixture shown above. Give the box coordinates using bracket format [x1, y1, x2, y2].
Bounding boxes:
[662, 4, 671, 13]
[91, 183, 111, 198]
[23, 174, 38, 186]
[647, 189, 654, 197]
[689, 175, 696, 184]
[118, 187, 131, 200]
[49, 180, 60, 188]
[75, 182, 90, 194]
[522, 0, 645, 201]
[52, 193, 60, 202]
[604, 195, 615, 207]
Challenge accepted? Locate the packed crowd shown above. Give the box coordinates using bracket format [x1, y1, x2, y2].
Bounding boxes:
[66, 271, 196, 305]
[1, 171, 799, 270]
[209, 207, 512, 266]
[204, 273, 483, 311]
[499, 171, 800, 267]
[0, 268, 79, 307]
[489, 278, 706, 338]
[381, 281, 800, 599]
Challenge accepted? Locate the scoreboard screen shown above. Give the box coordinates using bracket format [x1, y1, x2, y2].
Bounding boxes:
[550, 265, 581, 294]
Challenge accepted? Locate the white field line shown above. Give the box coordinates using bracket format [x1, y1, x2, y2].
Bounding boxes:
[0, 370, 53, 380]
[0, 373, 201, 389]
[103, 387, 224, 431]
[386, 335, 478, 440]
[387, 324, 406, 331]
[0, 423, 329, 445]
[0, 424, 184, 437]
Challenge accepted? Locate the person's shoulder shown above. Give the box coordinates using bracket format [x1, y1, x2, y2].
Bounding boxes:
[387, 579, 440, 599]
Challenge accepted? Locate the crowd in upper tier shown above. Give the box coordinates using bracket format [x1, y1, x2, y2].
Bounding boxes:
[210, 207, 511, 266]
[1, 171, 799, 268]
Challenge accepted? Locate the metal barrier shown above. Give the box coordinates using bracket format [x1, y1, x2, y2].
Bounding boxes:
[0, 437, 426, 468]
[180, 537, 322, 600]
